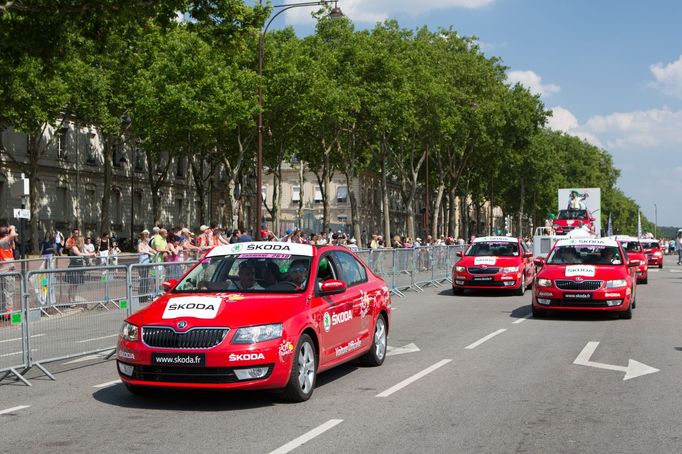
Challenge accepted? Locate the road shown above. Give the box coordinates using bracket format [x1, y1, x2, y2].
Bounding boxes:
[2, 256, 682, 453]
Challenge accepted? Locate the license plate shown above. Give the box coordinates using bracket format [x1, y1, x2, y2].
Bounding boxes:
[151, 352, 206, 367]
[473, 276, 493, 281]
[563, 293, 592, 300]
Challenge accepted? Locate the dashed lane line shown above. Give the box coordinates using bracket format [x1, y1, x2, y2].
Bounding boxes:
[513, 315, 532, 324]
[465, 329, 507, 349]
[93, 379, 121, 389]
[0, 333, 45, 344]
[268, 419, 344, 454]
[0, 405, 30, 416]
[76, 334, 118, 344]
[376, 359, 452, 398]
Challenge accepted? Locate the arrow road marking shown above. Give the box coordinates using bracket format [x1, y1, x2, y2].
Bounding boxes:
[465, 329, 507, 349]
[386, 343, 420, 357]
[573, 341, 659, 381]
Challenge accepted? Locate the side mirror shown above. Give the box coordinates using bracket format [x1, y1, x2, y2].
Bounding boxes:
[318, 279, 347, 296]
[456, 251, 463, 257]
[628, 259, 640, 267]
[523, 251, 533, 258]
[162, 279, 178, 292]
[533, 257, 544, 267]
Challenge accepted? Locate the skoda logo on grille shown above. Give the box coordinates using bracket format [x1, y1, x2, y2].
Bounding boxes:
[481, 265, 488, 269]
[575, 277, 584, 282]
[177, 321, 187, 329]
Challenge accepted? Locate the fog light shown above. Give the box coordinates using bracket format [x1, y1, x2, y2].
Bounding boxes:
[234, 367, 269, 380]
[118, 362, 134, 376]
[455, 280, 464, 285]
[606, 299, 623, 307]
[503, 281, 515, 286]
[537, 298, 551, 305]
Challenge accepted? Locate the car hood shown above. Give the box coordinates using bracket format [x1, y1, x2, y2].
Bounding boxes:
[127, 292, 306, 328]
[538, 264, 627, 280]
[456, 255, 523, 268]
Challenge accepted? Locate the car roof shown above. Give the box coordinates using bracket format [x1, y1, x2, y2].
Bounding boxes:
[207, 242, 315, 258]
[555, 238, 619, 248]
[472, 236, 518, 244]
[607, 235, 640, 242]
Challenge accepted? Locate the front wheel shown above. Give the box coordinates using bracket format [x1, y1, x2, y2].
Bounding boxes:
[659, 263, 663, 269]
[515, 274, 526, 296]
[361, 314, 387, 367]
[282, 334, 317, 402]
[620, 305, 633, 319]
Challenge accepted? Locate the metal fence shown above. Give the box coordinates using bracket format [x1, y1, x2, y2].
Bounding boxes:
[0, 245, 464, 386]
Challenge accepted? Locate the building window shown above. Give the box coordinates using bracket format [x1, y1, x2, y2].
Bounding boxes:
[174, 198, 183, 222]
[337, 214, 348, 222]
[112, 142, 122, 167]
[336, 185, 348, 203]
[85, 134, 97, 165]
[314, 186, 323, 203]
[134, 148, 144, 172]
[86, 188, 96, 222]
[112, 189, 122, 221]
[57, 127, 68, 161]
[175, 158, 185, 178]
[261, 185, 267, 205]
[292, 186, 300, 202]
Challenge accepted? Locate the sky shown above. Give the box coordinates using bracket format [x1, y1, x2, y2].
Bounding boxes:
[276, 0, 682, 227]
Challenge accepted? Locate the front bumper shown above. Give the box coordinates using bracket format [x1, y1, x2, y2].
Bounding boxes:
[646, 254, 662, 266]
[532, 288, 631, 312]
[116, 336, 295, 390]
[452, 272, 522, 290]
[636, 265, 648, 282]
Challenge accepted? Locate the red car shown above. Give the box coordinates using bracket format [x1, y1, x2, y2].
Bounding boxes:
[452, 236, 535, 296]
[552, 209, 596, 235]
[532, 238, 638, 319]
[116, 242, 391, 401]
[609, 235, 649, 284]
[640, 239, 663, 269]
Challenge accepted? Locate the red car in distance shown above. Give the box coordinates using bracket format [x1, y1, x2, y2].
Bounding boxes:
[116, 242, 391, 402]
[552, 209, 596, 235]
[640, 239, 663, 269]
[609, 235, 649, 284]
[532, 238, 638, 319]
[452, 236, 535, 296]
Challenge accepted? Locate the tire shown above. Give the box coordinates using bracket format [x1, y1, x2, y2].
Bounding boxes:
[620, 305, 633, 319]
[631, 288, 636, 309]
[282, 334, 317, 402]
[361, 314, 387, 367]
[641, 276, 648, 285]
[531, 305, 544, 318]
[515, 274, 526, 296]
[659, 263, 663, 269]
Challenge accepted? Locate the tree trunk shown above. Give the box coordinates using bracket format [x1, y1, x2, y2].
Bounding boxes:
[432, 184, 445, 240]
[448, 189, 457, 238]
[297, 161, 304, 231]
[345, 170, 361, 243]
[27, 134, 40, 252]
[518, 176, 525, 237]
[100, 136, 113, 234]
[380, 156, 391, 245]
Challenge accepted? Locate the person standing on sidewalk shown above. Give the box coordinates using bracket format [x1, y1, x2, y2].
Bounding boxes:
[676, 232, 682, 265]
[97, 232, 111, 266]
[0, 226, 18, 317]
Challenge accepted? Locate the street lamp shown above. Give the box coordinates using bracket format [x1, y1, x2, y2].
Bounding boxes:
[654, 204, 657, 238]
[257, 1, 344, 238]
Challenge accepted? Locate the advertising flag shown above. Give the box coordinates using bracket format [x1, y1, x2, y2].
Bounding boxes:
[607, 213, 613, 237]
[637, 211, 642, 238]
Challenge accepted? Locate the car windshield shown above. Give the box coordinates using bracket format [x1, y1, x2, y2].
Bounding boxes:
[173, 255, 312, 293]
[618, 241, 642, 252]
[466, 241, 519, 257]
[547, 245, 623, 265]
[641, 241, 659, 249]
[557, 210, 588, 220]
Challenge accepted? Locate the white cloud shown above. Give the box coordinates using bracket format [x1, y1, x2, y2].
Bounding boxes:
[283, 0, 495, 25]
[650, 55, 682, 99]
[507, 70, 560, 98]
[547, 106, 577, 132]
[583, 108, 682, 150]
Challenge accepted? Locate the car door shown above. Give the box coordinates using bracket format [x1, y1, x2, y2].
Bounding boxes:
[312, 253, 356, 364]
[520, 241, 534, 283]
[331, 251, 371, 348]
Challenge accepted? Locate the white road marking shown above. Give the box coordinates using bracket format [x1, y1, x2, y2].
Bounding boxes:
[386, 343, 420, 357]
[573, 341, 659, 381]
[63, 354, 107, 365]
[0, 348, 37, 358]
[76, 334, 118, 344]
[670, 269, 682, 273]
[376, 359, 452, 398]
[93, 379, 121, 389]
[465, 329, 507, 349]
[268, 419, 343, 454]
[513, 315, 532, 324]
[0, 333, 45, 344]
[0, 405, 30, 416]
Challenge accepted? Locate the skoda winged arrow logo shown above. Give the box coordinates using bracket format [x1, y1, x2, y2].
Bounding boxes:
[575, 277, 584, 282]
[177, 321, 187, 329]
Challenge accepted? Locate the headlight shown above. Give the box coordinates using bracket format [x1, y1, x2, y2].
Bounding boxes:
[501, 266, 518, 273]
[654, 251, 662, 257]
[120, 322, 139, 342]
[537, 278, 552, 288]
[455, 266, 466, 272]
[232, 324, 283, 344]
[606, 279, 627, 288]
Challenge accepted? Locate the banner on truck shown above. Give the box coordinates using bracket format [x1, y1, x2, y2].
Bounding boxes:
[557, 188, 601, 235]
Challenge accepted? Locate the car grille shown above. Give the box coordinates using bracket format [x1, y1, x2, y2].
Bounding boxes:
[464, 280, 506, 287]
[549, 299, 608, 308]
[130, 365, 273, 384]
[142, 327, 229, 349]
[468, 267, 500, 275]
[555, 280, 603, 291]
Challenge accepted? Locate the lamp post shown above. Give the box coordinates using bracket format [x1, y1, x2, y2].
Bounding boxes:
[654, 203, 657, 238]
[257, 1, 344, 238]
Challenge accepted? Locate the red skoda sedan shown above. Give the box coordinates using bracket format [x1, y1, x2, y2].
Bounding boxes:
[116, 242, 391, 401]
[452, 236, 535, 295]
[640, 239, 663, 269]
[610, 235, 649, 284]
[532, 238, 638, 319]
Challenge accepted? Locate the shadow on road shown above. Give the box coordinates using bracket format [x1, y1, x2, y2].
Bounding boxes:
[532, 311, 621, 322]
[510, 305, 531, 320]
[437, 288, 518, 298]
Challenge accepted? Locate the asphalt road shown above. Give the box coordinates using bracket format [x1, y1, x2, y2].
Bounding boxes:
[2, 255, 682, 454]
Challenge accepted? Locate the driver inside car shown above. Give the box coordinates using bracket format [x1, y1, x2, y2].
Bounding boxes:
[227, 261, 264, 291]
[286, 259, 309, 290]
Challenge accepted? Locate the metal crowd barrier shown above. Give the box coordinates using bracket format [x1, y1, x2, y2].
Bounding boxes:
[0, 271, 30, 385]
[128, 261, 198, 311]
